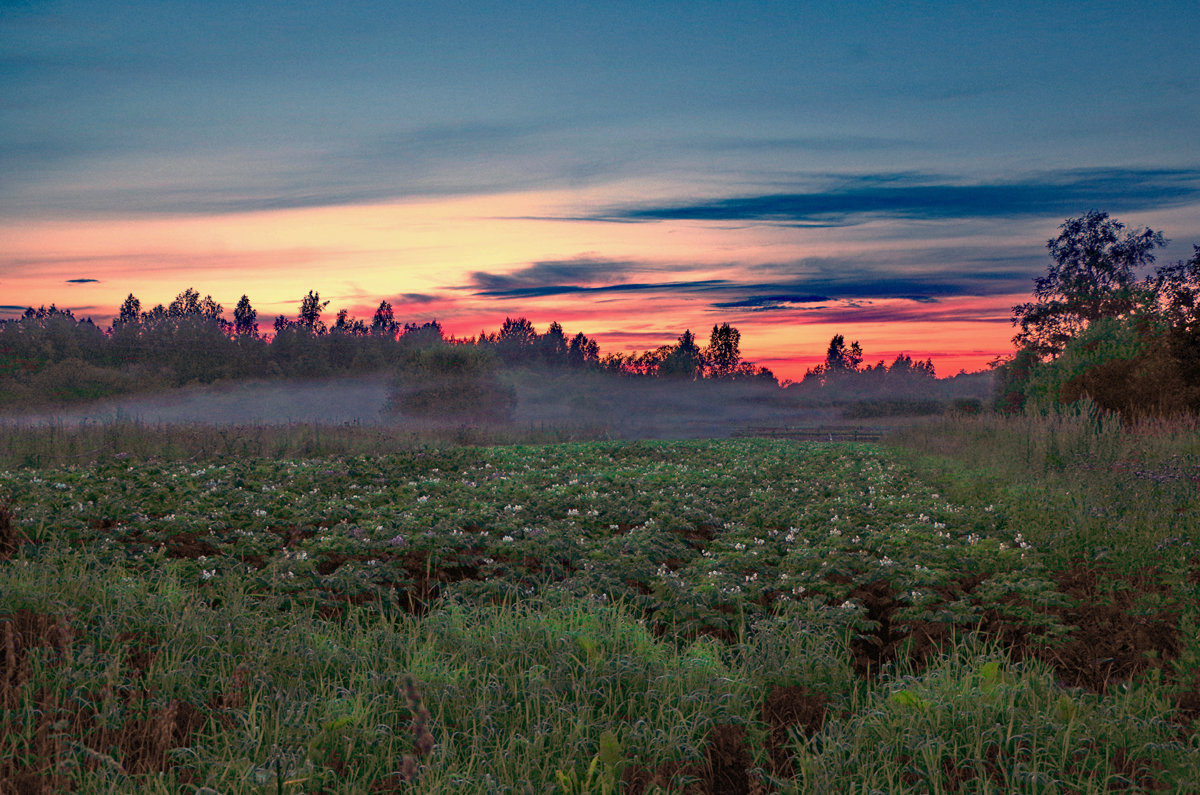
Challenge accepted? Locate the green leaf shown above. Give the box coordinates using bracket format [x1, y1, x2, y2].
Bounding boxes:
[598, 730, 622, 766]
[889, 689, 930, 710]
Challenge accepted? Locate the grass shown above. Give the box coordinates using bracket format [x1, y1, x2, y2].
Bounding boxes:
[1, 410, 1198, 792]
[887, 403, 1200, 571]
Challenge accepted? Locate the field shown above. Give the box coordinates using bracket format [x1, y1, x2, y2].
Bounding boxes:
[2, 412, 1199, 793]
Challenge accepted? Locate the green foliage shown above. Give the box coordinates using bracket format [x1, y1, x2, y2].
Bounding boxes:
[0, 436, 1197, 790]
[1013, 210, 1167, 358]
[1004, 213, 1200, 419]
[1022, 316, 1148, 406]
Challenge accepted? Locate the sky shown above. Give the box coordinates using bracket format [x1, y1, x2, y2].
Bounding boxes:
[2, 0, 1199, 380]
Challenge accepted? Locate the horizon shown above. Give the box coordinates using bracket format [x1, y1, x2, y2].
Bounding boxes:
[3, 1, 1199, 382]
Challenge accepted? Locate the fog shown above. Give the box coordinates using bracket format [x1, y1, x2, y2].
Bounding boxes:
[1, 367, 989, 439]
[3, 374, 395, 428]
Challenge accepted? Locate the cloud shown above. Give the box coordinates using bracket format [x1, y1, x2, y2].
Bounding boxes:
[468, 257, 645, 294]
[592, 168, 1200, 226]
[459, 244, 1044, 311]
[473, 278, 731, 300]
[399, 293, 439, 305]
[1, 119, 632, 217]
[66, 278, 99, 283]
[711, 294, 831, 310]
[0, 305, 29, 311]
[771, 300, 1014, 325]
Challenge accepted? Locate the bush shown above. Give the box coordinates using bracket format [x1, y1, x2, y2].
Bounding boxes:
[841, 399, 944, 419]
[950, 397, 982, 414]
[1018, 316, 1198, 422]
[387, 344, 517, 422]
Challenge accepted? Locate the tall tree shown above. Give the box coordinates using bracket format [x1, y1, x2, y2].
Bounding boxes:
[1012, 211, 1166, 358]
[113, 294, 141, 331]
[706, 323, 741, 378]
[538, 321, 568, 364]
[824, 334, 863, 374]
[233, 295, 257, 337]
[298, 290, 329, 334]
[567, 332, 599, 367]
[495, 317, 537, 363]
[371, 300, 397, 338]
[660, 328, 705, 379]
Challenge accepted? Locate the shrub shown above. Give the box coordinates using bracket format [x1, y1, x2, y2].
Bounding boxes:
[387, 344, 516, 422]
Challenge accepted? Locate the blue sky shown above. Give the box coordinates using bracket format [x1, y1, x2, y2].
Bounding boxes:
[2, 0, 1199, 376]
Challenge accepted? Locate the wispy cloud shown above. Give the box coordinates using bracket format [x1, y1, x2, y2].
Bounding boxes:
[461, 243, 1044, 311]
[591, 168, 1200, 226]
[473, 279, 731, 300]
[468, 257, 646, 294]
[66, 278, 99, 283]
[710, 294, 831, 310]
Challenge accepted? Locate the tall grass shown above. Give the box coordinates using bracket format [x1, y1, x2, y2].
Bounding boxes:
[887, 402, 1200, 570]
[0, 420, 607, 469]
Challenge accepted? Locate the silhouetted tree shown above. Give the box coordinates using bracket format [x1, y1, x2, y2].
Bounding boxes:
[538, 321, 568, 365]
[400, 321, 444, 349]
[567, 332, 600, 367]
[660, 329, 705, 380]
[233, 295, 258, 337]
[298, 291, 329, 334]
[114, 294, 141, 331]
[823, 334, 863, 374]
[332, 308, 368, 336]
[706, 323, 741, 378]
[1013, 211, 1167, 358]
[371, 301, 398, 338]
[495, 317, 537, 363]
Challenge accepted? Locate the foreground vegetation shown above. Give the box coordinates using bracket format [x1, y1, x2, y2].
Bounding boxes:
[2, 408, 1198, 793]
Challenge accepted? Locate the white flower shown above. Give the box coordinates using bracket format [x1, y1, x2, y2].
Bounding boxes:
[418, 495, 430, 504]
[502, 535, 514, 542]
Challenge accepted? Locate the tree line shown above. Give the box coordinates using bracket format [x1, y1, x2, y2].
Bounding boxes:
[0, 287, 790, 404]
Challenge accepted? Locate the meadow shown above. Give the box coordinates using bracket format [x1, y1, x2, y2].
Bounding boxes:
[1, 409, 1199, 793]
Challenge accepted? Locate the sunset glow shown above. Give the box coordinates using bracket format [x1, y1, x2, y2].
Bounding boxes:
[3, 1, 1198, 383]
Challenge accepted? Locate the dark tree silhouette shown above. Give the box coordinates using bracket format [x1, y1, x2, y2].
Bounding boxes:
[567, 332, 599, 367]
[114, 294, 141, 331]
[817, 334, 863, 375]
[233, 295, 257, 337]
[1012, 211, 1167, 358]
[660, 329, 705, 380]
[706, 323, 741, 378]
[298, 291, 329, 334]
[371, 301, 398, 338]
[538, 321, 568, 364]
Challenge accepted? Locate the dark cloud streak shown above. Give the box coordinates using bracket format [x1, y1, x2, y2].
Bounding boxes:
[594, 168, 1200, 226]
